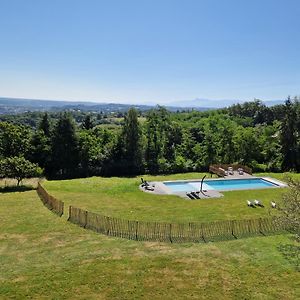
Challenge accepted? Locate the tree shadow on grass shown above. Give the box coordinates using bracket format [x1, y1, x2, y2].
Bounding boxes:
[0, 185, 36, 193]
[277, 238, 300, 271]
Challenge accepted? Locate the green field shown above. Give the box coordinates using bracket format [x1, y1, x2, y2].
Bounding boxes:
[1, 189, 299, 299]
[1, 173, 300, 299]
[43, 172, 299, 223]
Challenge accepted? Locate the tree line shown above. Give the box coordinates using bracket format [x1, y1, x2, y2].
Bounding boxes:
[0, 97, 300, 181]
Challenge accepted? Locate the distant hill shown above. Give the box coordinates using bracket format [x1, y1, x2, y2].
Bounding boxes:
[0, 97, 209, 115]
[0, 98, 98, 108]
[0, 96, 285, 115]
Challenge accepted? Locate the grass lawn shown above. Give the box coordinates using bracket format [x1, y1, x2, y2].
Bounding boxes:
[43, 172, 300, 223]
[0, 190, 299, 299]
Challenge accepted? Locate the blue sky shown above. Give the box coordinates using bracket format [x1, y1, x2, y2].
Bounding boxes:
[0, 0, 299, 104]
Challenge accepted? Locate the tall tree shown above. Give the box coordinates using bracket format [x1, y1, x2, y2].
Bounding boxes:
[81, 115, 95, 130]
[121, 108, 143, 174]
[281, 97, 297, 171]
[50, 113, 79, 178]
[0, 122, 31, 159]
[29, 130, 51, 172]
[145, 111, 160, 173]
[39, 113, 51, 137]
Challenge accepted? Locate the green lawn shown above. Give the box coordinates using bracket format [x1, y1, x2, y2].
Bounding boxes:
[0, 190, 299, 299]
[43, 172, 300, 223]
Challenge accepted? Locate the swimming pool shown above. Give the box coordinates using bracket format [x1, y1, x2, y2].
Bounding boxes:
[163, 178, 279, 192]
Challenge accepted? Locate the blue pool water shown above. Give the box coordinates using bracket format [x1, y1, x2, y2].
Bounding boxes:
[164, 178, 278, 192]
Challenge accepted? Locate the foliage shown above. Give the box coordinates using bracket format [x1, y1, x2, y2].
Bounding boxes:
[0, 122, 31, 158]
[50, 113, 79, 178]
[81, 114, 95, 130]
[0, 156, 42, 185]
[279, 178, 300, 241]
[0, 97, 300, 178]
[281, 97, 299, 171]
[39, 112, 51, 136]
[121, 108, 143, 174]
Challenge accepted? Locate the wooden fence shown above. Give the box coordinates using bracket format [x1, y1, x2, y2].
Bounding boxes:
[36, 183, 287, 243]
[37, 182, 64, 216]
[68, 205, 286, 243]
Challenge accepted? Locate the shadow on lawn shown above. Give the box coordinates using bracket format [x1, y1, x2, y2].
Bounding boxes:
[0, 185, 36, 193]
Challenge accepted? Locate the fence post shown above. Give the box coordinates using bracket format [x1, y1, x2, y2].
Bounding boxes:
[106, 217, 111, 236]
[60, 201, 64, 217]
[259, 218, 265, 236]
[231, 220, 237, 239]
[68, 206, 72, 221]
[201, 223, 206, 243]
[135, 221, 139, 241]
[169, 224, 172, 243]
[84, 210, 88, 228]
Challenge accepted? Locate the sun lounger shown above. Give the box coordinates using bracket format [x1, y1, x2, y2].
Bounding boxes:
[145, 185, 154, 191]
[254, 200, 264, 207]
[247, 200, 256, 208]
[191, 191, 200, 199]
[254, 199, 264, 207]
[186, 192, 196, 199]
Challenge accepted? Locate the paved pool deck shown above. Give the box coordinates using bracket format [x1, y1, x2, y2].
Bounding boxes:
[139, 173, 287, 200]
[139, 181, 224, 199]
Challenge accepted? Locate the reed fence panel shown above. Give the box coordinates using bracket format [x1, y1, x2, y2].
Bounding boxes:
[68, 205, 287, 243]
[36, 182, 64, 216]
[37, 183, 287, 243]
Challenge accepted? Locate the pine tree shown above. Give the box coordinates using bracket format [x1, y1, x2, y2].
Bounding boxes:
[145, 111, 160, 173]
[281, 97, 297, 171]
[82, 115, 94, 130]
[50, 113, 79, 178]
[121, 108, 143, 174]
[39, 113, 51, 137]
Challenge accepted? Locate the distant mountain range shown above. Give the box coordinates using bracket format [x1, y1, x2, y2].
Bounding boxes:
[0, 97, 285, 115]
[0, 97, 209, 115]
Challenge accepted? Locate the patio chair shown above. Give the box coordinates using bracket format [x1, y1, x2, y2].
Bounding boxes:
[238, 168, 244, 175]
[228, 167, 234, 175]
[141, 178, 150, 187]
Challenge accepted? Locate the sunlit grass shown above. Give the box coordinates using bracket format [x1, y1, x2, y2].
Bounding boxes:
[0, 190, 299, 299]
[44, 172, 300, 223]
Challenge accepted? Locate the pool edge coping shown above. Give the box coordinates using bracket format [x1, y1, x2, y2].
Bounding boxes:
[144, 176, 288, 198]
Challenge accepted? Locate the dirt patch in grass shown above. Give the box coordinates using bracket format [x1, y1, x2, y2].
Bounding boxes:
[0, 233, 28, 243]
